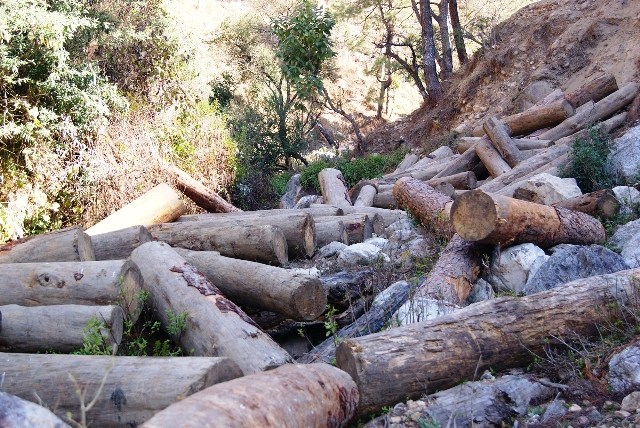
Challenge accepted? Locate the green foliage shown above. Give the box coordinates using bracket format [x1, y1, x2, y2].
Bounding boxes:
[323, 304, 341, 348]
[73, 317, 113, 356]
[209, 72, 235, 109]
[300, 159, 332, 191]
[270, 171, 294, 196]
[566, 125, 614, 193]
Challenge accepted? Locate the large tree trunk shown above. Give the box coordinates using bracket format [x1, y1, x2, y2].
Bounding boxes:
[0, 392, 71, 428]
[354, 185, 377, 207]
[149, 222, 288, 266]
[0, 260, 144, 322]
[0, 304, 123, 353]
[315, 220, 350, 247]
[565, 73, 618, 108]
[432, 148, 479, 179]
[457, 137, 553, 153]
[436, 0, 453, 78]
[451, 190, 606, 247]
[319, 168, 352, 208]
[130, 242, 293, 374]
[474, 138, 512, 177]
[552, 189, 621, 219]
[315, 214, 375, 244]
[339, 206, 407, 228]
[174, 249, 326, 321]
[141, 363, 359, 428]
[336, 268, 640, 415]
[393, 177, 452, 236]
[418, 0, 442, 102]
[0, 353, 242, 428]
[448, 0, 467, 65]
[483, 117, 521, 167]
[0, 226, 94, 264]
[91, 225, 152, 261]
[86, 184, 187, 236]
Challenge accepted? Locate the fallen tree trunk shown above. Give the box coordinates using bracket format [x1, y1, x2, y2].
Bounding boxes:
[427, 171, 477, 190]
[141, 363, 359, 428]
[451, 190, 606, 247]
[0, 304, 123, 353]
[394, 153, 419, 173]
[149, 222, 288, 266]
[91, 225, 152, 261]
[393, 177, 453, 236]
[565, 73, 618, 108]
[0, 392, 71, 428]
[0, 353, 242, 427]
[354, 185, 377, 207]
[457, 137, 553, 153]
[179, 206, 344, 220]
[315, 220, 349, 247]
[552, 189, 620, 219]
[483, 116, 521, 167]
[336, 268, 640, 414]
[0, 226, 95, 264]
[319, 168, 352, 208]
[474, 138, 512, 177]
[175, 249, 326, 321]
[86, 183, 187, 236]
[0, 260, 144, 322]
[373, 191, 397, 209]
[338, 206, 407, 228]
[315, 214, 374, 244]
[432, 149, 479, 179]
[131, 242, 292, 374]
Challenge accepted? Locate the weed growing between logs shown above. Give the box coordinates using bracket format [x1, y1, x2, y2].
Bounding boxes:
[565, 125, 614, 193]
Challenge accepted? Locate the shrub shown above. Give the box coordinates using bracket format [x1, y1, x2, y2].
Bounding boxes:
[565, 125, 614, 193]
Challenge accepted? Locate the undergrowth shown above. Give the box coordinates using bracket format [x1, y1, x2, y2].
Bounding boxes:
[565, 125, 614, 193]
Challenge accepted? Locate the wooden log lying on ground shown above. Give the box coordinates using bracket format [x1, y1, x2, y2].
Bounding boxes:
[393, 177, 453, 235]
[175, 249, 326, 321]
[354, 185, 377, 207]
[432, 149, 479, 179]
[495, 152, 571, 197]
[86, 184, 187, 236]
[321, 269, 374, 310]
[336, 268, 640, 414]
[451, 190, 606, 247]
[131, 242, 292, 373]
[373, 191, 397, 209]
[141, 363, 358, 428]
[0, 391, 71, 428]
[91, 225, 152, 260]
[474, 138, 512, 177]
[456, 137, 553, 153]
[427, 171, 477, 190]
[0, 353, 242, 427]
[0, 260, 144, 322]
[340, 206, 407, 228]
[179, 206, 344, 220]
[149, 222, 288, 266]
[316, 214, 374, 244]
[165, 163, 241, 213]
[552, 189, 620, 219]
[0, 304, 123, 353]
[315, 220, 349, 247]
[483, 116, 521, 167]
[565, 73, 618, 108]
[319, 168, 352, 208]
[0, 226, 95, 264]
[394, 153, 419, 173]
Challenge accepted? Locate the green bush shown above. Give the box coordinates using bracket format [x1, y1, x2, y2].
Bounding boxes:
[270, 171, 294, 196]
[566, 125, 614, 193]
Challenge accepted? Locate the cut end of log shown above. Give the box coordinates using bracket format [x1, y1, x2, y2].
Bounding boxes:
[450, 190, 498, 241]
[291, 277, 327, 321]
[77, 229, 96, 261]
[303, 217, 317, 258]
[119, 259, 145, 323]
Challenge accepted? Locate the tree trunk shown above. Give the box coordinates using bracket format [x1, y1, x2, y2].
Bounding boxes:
[149, 222, 288, 266]
[180, 206, 344, 220]
[373, 191, 398, 209]
[318, 168, 352, 208]
[393, 177, 453, 236]
[432, 149, 479, 179]
[164, 163, 241, 213]
[354, 185, 377, 207]
[494, 152, 571, 198]
[474, 138, 512, 177]
[0, 304, 123, 353]
[384, 155, 459, 181]
[91, 225, 152, 261]
[448, 0, 467, 65]
[565, 73, 618, 108]
[451, 190, 606, 247]
[436, 0, 453, 78]
[457, 137, 553, 153]
[340, 206, 407, 228]
[0, 260, 144, 322]
[0, 226, 95, 264]
[141, 363, 358, 428]
[394, 153, 420, 174]
[0, 392, 71, 428]
[321, 269, 375, 310]
[0, 353, 242, 428]
[130, 242, 292, 374]
[174, 249, 326, 321]
[552, 189, 620, 219]
[427, 171, 477, 190]
[315, 220, 350, 247]
[86, 184, 187, 236]
[483, 117, 521, 167]
[315, 214, 374, 244]
[336, 268, 640, 415]
[418, 0, 442, 103]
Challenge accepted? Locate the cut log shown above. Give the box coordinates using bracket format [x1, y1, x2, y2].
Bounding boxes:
[457, 137, 553, 153]
[536, 88, 564, 106]
[130, 242, 292, 373]
[393, 177, 453, 236]
[174, 248, 326, 321]
[149, 222, 288, 266]
[354, 185, 377, 207]
[142, 363, 358, 428]
[552, 189, 620, 219]
[318, 168, 352, 208]
[383, 155, 459, 181]
[321, 269, 375, 310]
[340, 206, 407, 228]
[180, 206, 345, 220]
[432, 149, 479, 179]
[86, 183, 187, 236]
[474, 138, 512, 177]
[451, 190, 606, 247]
[483, 116, 521, 167]
[348, 180, 378, 202]
[0, 226, 95, 264]
[164, 163, 241, 213]
[315, 214, 374, 244]
[373, 191, 397, 209]
[495, 152, 571, 197]
[336, 268, 640, 414]
[427, 171, 477, 190]
[0, 259, 144, 322]
[394, 153, 419, 173]
[315, 220, 350, 247]
[565, 73, 618, 108]
[0, 304, 123, 353]
[91, 225, 152, 260]
[0, 391, 71, 428]
[0, 353, 242, 427]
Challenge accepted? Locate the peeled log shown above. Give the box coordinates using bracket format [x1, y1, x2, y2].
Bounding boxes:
[315, 220, 350, 247]
[0, 353, 242, 427]
[451, 190, 605, 247]
[427, 171, 477, 190]
[149, 222, 288, 266]
[179, 206, 344, 220]
[336, 268, 640, 414]
[175, 249, 326, 321]
[393, 177, 452, 235]
[0, 304, 123, 353]
[373, 191, 398, 209]
[483, 117, 521, 167]
[0, 259, 144, 322]
[565, 73, 618, 108]
[432, 149, 479, 179]
[0, 226, 95, 264]
[86, 184, 187, 236]
[142, 363, 359, 428]
[319, 168, 352, 208]
[457, 137, 553, 153]
[340, 206, 407, 228]
[354, 185, 377, 207]
[91, 225, 152, 260]
[315, 214, 374, 244]
[553, 189, 620, 219]
[474, 138, 512, 177]
[131, 242, 292, 374]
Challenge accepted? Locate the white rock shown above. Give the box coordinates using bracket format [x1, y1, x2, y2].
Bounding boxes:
[365, 237, 388, 250]
[518, 173, 582, 205]
[613, 186, 640, 205]
[490, 243, 549, 294]
[288, 267, 320, 277]
[607, 125, 640, 182]
[338, 243, 389, 265]
[318, 241, 347, 258]
[392, 297, 459, 326]
[294, 194, 320, 209]
[609, 219, 640, 268]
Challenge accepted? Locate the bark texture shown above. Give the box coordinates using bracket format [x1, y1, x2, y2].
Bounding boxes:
[0, 226, 95, 264]
[393, 177, 452, 236]
[483, 117, 521, 167]
[565, 73, 618, 108]
[91, 225, 152, 261]
[319, 168, 352, 208]
[166, 163, 241, 213]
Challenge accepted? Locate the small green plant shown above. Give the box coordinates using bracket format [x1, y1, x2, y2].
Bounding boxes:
[324, 304, 341, 348]
[416, 416, 441, 428]
[565, 125, 614, 193]
[166, 309, 188, 338]
[270, 171, 294, 196]
[73, 318, 113, 356]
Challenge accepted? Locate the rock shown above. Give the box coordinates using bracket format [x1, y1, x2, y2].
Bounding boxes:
[614, 409, 631, 419]
[428, 146, 454, 159]
[541, 400, 568, 424]
[0, 391, 70, 427]
[516, 80, 555, 111]
[365, 237, 388, 250]
[338, 243, 389, 265]
[524, 244, 628, 295]
[608, 219, 640, 268]
[612, 186, 640, 215]
[609, 343, 640, 393]
[490, 243, 549, 294]
[466, 278, 495, 304]
[621, 391, 640, 413]
[568, 403, 582, 412]
[404, 237, 434, 259]
[607, 125, 640, 183]
[386, 218, 418, 235]
[517, 173, 582, 205]
[293, 194, 321, 209]
[288, 267, 320, 277]
[320, 269, 374, 309]
[279, 173, 301, 209]
[318, 241, 347, 258]
[392, 297, 459, 326]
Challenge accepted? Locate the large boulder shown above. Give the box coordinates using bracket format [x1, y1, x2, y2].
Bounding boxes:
[338, 242, 389, 265]
[392, 297, 459, 326]
[607, 125, 640, 183]
[609, 343, 640, 394]
[524, 244, 628, 295]
[516, 173, 582, 205]
[608, 218, 640, 268]
[0, 391, 70, 428]
[489, 243, 549, 294]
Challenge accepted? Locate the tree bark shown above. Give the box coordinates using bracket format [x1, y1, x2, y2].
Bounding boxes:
[483, 117, 521, 167]
[373, 191, 398, 209]
[175, 249, 326, 321]
[0, 304, 123, 353]
[339, 206, 407, 228]
[336, 268, 640, 415]
[315, 214, 374, 244]
[0, 392, 70, 428]
[318, 168, 352, 208]
[130, 242, 292, 373]
[0, 226, 95, 264]
[91, 225, 152, 261]
[315, 220, 350, 247]
[451, 190, 606, 247]
[432, 148, 479, 179]
[552, 189, 620, 219]
[354, 185, 377, 207]
[86, 184, 187, 236]
[448, 0, 467, 65]
[427, 171, 477, 190]
[141, 363, 359, 428]
[457, 137, 553, 154]
[565, 73, 618, 108]
[418, 0, 442, 103]
[394, 153, 420, 173]
[0, 353, 242, 428]
[0, 259, 144, 322]
[435, 0, 453, 78]
[393, 177, 453, 236]
[474, 138, 512, 177]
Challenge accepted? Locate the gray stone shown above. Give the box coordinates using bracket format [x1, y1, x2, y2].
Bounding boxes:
[516, 80, 555, 111]
[607, 125, 640, 182]
[288, 267, 320, 277]
[612, 186, 640, 205]
[428, 146, 454, 159]
[518, 173, 582, 205]
[541, 400, 567, 424]
[524, 244, 628, 295]
[392, 297, 459, 326]
[386, 218, 418, 235]
[490, 243, 549, 294]
[318, 241, 347, 258]
[608, 218, 640, 268]
[621, 391, 640, 413]
[293, 194, 320, 209]
[365, 237, 388, 250]
[609, 343, 640, 393]
[279, 173, 301, 209]
[466, 278, 496, 304]
[0, 391, 70, 428]
[338, 243, 389, 265]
